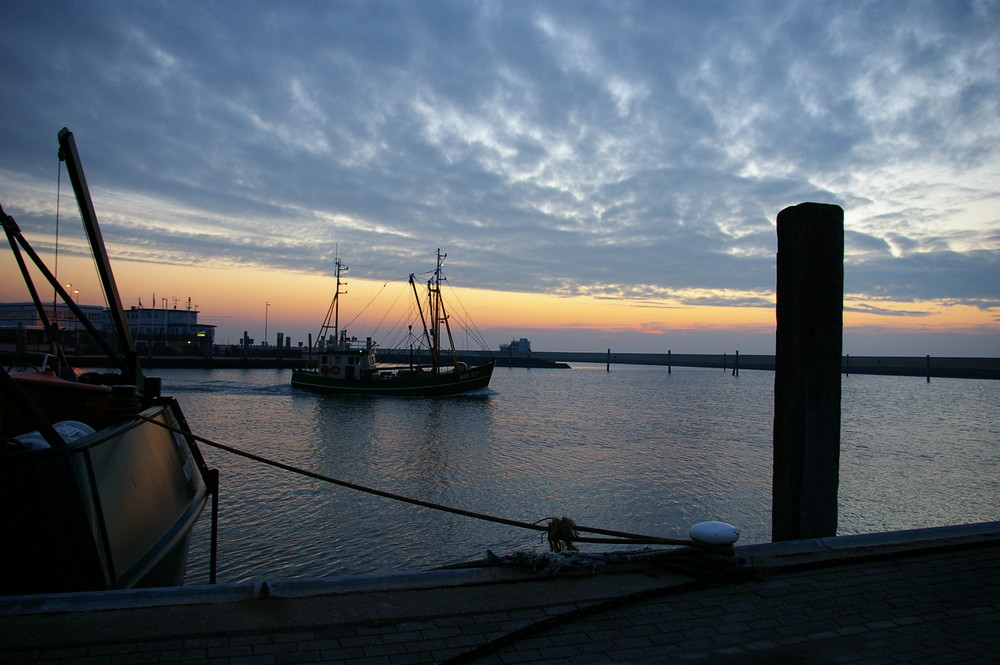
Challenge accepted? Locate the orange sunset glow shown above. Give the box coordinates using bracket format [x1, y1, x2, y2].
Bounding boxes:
[4, 248, 994, 356]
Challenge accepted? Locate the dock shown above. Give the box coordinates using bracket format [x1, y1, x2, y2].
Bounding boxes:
[2, 522, 997, 664]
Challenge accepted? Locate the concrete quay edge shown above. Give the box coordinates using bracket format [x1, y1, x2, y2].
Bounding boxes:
[735, 520, 1000, 568]
[2, 520, 998, 619]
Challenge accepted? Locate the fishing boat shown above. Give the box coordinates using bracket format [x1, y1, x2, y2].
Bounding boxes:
[0, 128, 217, 595]
[291, 250, 495, 396]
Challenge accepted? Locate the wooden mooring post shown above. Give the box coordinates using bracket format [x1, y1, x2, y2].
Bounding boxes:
[772, 202, 844, 542]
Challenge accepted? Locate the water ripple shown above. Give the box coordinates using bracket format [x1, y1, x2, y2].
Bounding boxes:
[168, 365, 998, 585]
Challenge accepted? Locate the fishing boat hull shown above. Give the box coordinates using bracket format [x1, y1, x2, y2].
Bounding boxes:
[0, 381, 209, 595]
[291, 360, 495, 396]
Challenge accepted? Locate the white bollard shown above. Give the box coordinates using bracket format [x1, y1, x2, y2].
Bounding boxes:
[689, 521, 740, 546]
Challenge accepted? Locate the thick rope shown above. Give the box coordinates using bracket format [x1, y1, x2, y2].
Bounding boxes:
[139, 414, 720, 552]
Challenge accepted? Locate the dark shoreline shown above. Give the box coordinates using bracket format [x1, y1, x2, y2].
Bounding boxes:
[5, 350, 996, 379]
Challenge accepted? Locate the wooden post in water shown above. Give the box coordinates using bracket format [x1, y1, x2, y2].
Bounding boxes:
[668, 349, 671, 374]
[723, 352, 727, 371]
[845, 353, 849, 377]
[926, 355, 931, 383]
[607, 349, 611, 372]
[772, 202, 844, 542]
[733, 350, 739, 376]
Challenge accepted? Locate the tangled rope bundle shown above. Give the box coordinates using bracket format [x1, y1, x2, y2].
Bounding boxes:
[546, 516, 579, 552]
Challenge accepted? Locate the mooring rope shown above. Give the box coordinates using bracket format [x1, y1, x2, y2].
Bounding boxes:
[139, 414, 719, 552]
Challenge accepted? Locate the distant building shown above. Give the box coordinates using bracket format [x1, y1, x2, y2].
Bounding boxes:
[499, 338, 531, 355]
[124, 305, 216, 355]
[0, 302, 106, 353]
[0, 301, 105, 332]
[0, 301, 216, 356]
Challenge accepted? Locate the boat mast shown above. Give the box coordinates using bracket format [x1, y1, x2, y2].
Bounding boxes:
[410, 272, 432, 364]
[435, 249, 460, 366]
[409, 249, 459, 373]
[334, 258, 346, 345]
[317, 258, 347, 348]
[428, 249, 460, 371]
[430, 250, 443, 372]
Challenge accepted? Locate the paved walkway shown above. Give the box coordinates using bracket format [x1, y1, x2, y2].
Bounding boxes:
[1, 524, 998, 664]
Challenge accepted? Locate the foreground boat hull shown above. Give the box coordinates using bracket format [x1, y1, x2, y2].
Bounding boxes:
[1, 129, 214, 596]
[0, 395, 209, 595]
[291, 361, 495, 396]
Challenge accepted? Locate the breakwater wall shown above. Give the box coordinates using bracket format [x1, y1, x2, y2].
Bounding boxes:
[530, 352, 1000, 380]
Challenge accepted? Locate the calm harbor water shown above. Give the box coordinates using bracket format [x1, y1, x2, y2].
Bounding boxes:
[159, 364, 998, 585]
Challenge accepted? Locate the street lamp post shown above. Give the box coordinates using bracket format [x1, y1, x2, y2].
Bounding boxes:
[265, 302, 270, 347]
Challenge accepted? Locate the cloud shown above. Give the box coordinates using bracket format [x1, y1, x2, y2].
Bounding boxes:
[845, 302, 932, 318]
[1, 0, 998, 332]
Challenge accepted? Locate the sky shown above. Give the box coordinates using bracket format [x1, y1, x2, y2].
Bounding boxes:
[1, 0, 998, 357]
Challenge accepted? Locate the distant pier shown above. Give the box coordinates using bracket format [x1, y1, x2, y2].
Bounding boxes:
[530, 352, 1000, 380]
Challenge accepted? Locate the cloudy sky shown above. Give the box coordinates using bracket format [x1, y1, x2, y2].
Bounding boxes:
[1, 0, 998, 356]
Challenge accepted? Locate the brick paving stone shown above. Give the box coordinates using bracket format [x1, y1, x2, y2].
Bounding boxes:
[681, 625, 719, 641]
[389, 654, 434, 665]
[37, 657, 110, 665]
[437, 615, 482, 629]
[593, 615, 634, 630]
[314, 626, 359, 640]
[536, 643, 583, 660]
[224, 656, 274, 665]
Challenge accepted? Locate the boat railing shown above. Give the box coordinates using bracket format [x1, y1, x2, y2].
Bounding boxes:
[315, 335, 376, 353]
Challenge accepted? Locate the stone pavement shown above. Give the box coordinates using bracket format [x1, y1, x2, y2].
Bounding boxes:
[1, 523, 997, 665]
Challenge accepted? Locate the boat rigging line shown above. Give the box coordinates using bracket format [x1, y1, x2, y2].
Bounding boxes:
[442, 280, 492, 352]
[134, 414, 723, 555]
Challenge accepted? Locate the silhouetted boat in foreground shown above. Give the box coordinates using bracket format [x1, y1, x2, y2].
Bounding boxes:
[0, 128, 217, 595]
[291, 250, 495, 396]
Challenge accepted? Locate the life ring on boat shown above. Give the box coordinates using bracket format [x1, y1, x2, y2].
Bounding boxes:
[330, 365, 340, 375]
[320, 365, 333, 376]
